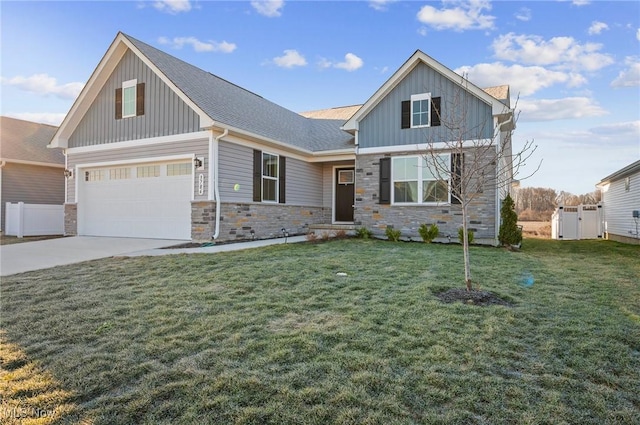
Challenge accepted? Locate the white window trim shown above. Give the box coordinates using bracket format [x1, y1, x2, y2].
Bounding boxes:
[122, 79, 137, 119]
[410, 92, 431, 129]
[262, 151, 279, 203]
[391, 154, 451, 205]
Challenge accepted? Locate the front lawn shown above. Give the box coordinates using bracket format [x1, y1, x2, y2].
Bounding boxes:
[1, 239, 639, 424]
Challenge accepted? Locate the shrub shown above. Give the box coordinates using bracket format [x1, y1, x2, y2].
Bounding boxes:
[418, 223, 439, 243]
[334, 229, 348, 239]
[499, 194, 523, 247]
[305, 232, 318, 242]
[385, 227, 401, 242]
[458, 227, 474, 244]
[355, 227, 372, 239]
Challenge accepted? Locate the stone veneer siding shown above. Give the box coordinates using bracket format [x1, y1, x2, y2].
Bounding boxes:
[192, 201, 329, 241]
[64, 203, 77, 236]
[354, 152, 497, 243]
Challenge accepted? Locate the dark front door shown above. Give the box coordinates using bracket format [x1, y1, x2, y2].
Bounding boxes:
[335, 168, 355, 222]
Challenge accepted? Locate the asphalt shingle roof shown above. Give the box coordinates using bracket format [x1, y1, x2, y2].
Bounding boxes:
[0, 116, 63, 165]
[124, 34, 354, 153]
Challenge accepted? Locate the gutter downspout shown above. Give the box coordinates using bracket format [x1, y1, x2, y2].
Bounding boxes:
[211, 128, 228, 240]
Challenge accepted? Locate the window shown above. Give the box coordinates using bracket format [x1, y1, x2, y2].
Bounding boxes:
[167, 163, 192, 176]
[115, 80, 144, 119]
[122, 79, 137, 118]
[85, 170, 105, 182]
[262, 152, 279, 202]
[391, 155, 450, 204]
[109, 167, 130, 180]
[401, 95, 441, 129]
[137, 165, 160, 178]
[411, 93, 431, 128]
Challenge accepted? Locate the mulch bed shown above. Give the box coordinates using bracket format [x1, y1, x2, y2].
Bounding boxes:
[436, 288, 513, 307]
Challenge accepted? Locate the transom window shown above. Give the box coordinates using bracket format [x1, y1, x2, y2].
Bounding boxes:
[122, 79, 137, 118]
[262, 152, 279, 202]
[137, 165, 160, 178]
[167, 163, 192, 176]
[109, 167, 130, 180]
[392, 154, 450, 204]
[411, 93, 431, 128]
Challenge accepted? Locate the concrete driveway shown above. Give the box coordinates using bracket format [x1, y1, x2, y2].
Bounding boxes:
[1, 236, 183, 277]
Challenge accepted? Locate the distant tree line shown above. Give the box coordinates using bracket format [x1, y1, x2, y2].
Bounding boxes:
[514, 187, 602, 221]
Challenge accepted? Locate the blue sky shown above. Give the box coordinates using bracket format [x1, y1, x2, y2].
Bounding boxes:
[1, 0, 638, 195]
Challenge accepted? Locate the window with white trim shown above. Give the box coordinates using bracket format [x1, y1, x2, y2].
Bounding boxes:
[109, 167, 131, 180]
[411, 93, 431, 128]
[392, 154, 450, 204]
[262, 152, 279, 202]
[85, 170, 105, 182]
[122, 79, 137, 118]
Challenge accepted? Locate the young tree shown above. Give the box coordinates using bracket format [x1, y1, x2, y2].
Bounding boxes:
[422, 77, 539, 291]
[499, 193, 522, 247]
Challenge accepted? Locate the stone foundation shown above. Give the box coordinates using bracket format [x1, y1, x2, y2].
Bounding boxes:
[192, 201, 329, 241]
[354, 152, 497, 243]
[64, 203, 77, 236]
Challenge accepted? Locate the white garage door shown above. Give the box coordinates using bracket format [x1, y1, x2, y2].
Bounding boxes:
[79, 161, 192, 240]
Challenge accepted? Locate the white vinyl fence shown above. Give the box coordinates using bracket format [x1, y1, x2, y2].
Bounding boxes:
[5, 202, 64, 237]
[551, 204, 602, 240]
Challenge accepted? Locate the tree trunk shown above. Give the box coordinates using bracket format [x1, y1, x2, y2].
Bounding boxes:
[462, 203, 472, 291]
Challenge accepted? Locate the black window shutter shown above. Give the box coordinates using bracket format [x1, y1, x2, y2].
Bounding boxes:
[451, 153, 463, 204]
[431, 97, 441, 127]
[136, 83, 145, 116]
[115, 88, 122, 120]
[253, 150, 262, 202]
[279, 156, 286, 204]
[379, 157, 391, 204]
[401, 100, 410, 129]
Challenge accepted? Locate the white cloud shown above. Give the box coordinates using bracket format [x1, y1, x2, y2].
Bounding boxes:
[515, 7, 531, 22]
[1, 74, 84, 100]
[417, 27, 428, 36]
[334, 53, 364, 71]
[417, 0, 495, 31]
[318, 53, 364, 72]
[637, 28, 640, 41]
[5, 112, 66, 126]
[158, 36, 236, 53]
[153, 0, 191, 14]
[572, 0, 590, 6]
[492, 33, 614, 71]
[590, 121, 640, 139]
[455, 62, 586, 97]
[251, 0, 284, 17]
[273, 50, 307, 68]
[517, 97, 607, 122]
[588, 21, 609, 35]
[369, 0, 396, 11]
[611, 57, 640, 88]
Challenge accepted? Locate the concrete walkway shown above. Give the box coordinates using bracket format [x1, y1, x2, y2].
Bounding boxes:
[0, 235, 306, 277]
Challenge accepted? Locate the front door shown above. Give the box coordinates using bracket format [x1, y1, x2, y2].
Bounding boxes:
[335, 168, 355, 222]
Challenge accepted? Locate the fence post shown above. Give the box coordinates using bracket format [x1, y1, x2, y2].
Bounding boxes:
[17, 201, 24, 238]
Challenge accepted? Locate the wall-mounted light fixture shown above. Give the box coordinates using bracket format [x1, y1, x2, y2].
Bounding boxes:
[194, 157, 203, 169]
[281, 227, 289, 243]
[64, 169, 74, 178]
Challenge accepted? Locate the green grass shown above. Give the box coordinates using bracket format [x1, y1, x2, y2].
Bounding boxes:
[1, 238, 639, 424]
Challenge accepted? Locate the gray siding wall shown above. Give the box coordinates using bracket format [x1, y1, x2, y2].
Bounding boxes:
[602, 171, 640, 241]
[1, 163, 65, 231]
[66, 138, 209, 203]
[217, 140, 324, 206]
[359, 62, 494, 148]
[69, 49, 201, 147]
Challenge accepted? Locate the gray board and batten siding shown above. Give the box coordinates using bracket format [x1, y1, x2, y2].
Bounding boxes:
[358, 62, 494, 149]
[68, 49, 201, 148]
[66, 138, 209, 203]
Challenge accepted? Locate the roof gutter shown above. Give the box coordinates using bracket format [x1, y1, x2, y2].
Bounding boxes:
[211, 127, 228, 240]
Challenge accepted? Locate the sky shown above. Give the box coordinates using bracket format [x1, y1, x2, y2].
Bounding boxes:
[1, 0, 639, 195]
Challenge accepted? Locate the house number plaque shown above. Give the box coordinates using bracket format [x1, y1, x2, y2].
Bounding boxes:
[198, 174, 205, 195]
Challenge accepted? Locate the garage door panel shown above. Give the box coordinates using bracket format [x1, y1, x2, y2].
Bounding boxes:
[79, 165, 192, 240]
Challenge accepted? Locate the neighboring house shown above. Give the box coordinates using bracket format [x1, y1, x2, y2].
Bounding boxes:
[0, 117, 64, 232]
[49, 32, 515, 243]
[597, 160, 640, 244]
